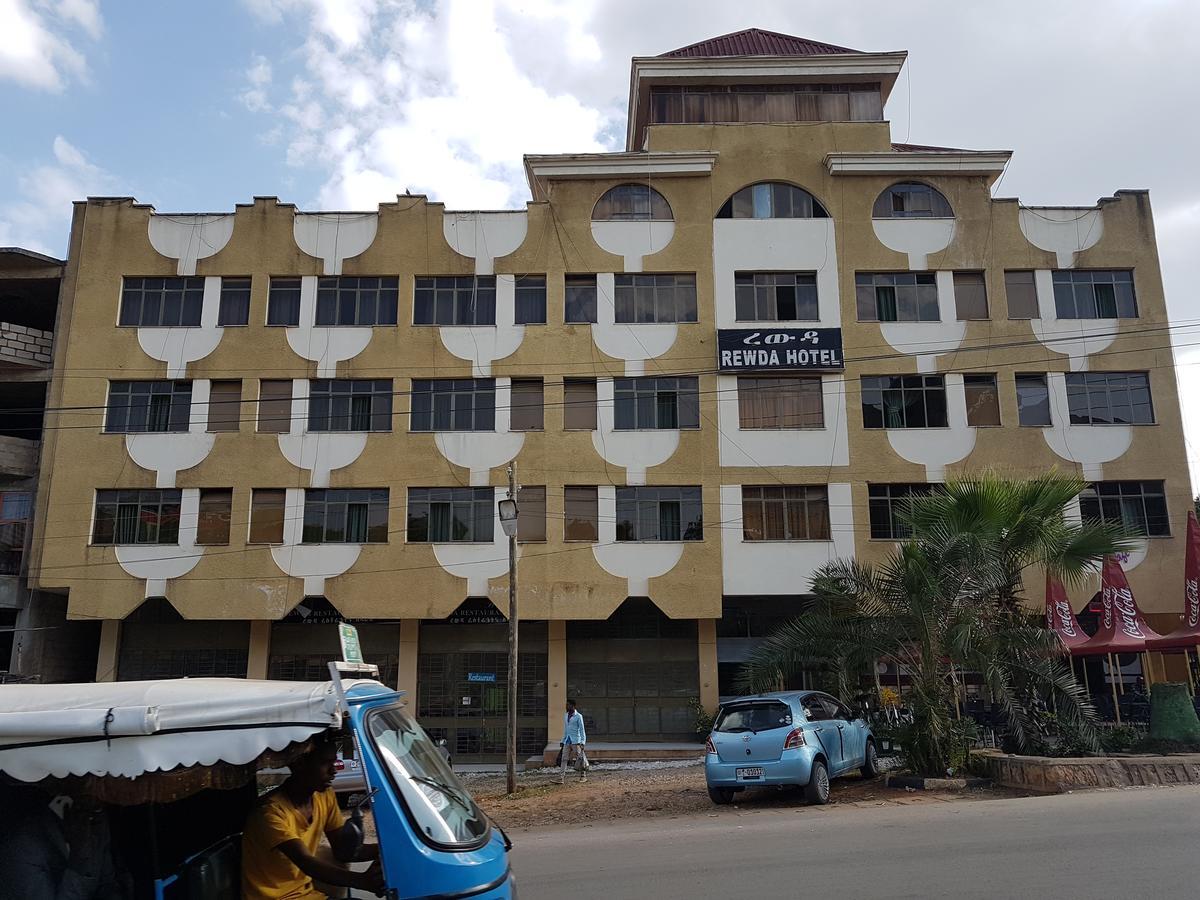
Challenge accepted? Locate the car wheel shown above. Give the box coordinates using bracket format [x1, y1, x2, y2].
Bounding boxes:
[860, 740, 880, 779]
[708, 786, 735, 805]
[804, 760, 831, 806]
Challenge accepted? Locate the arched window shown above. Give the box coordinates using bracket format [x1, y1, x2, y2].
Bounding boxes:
[716, 183, 829, 219]
[872, 182, 953, 219]
[592, 184, 673, 221]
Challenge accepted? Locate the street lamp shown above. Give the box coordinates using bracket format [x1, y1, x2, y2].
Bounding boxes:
[500, 466, 519, 794]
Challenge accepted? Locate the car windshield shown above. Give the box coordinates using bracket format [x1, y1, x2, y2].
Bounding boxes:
[366, 705, 489, 848]
[714, 701, 792, 733]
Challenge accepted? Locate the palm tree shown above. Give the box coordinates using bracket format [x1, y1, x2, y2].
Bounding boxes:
[736, 472, 1134, 775]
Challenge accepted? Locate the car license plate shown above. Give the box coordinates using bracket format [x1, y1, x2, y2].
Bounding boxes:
[737, 767, 764, 779]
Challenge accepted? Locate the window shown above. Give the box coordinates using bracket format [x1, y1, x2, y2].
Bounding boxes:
[649, 84, 882, 126]
[1052, 270, 1137, 319]
[249, 489, 286, 543]
[716, 183, 829, 219]
[197, 488, 232, 545]
[1015, 373, 1051, 426]
[734, 272, 818, 321]
[218, 277, 251, 326]
[308, 379, 393, 432]
[856, 273, 939, 322]
[119, 277, 204, 327]
[1005, 270, 1038, 319]
[615, 486, 702, 541]
[267, 277, 302, 326]
[207, 380, 242, 432]
[302, 489, 388, 543]
[742, 486, 830, 540]
[964, 374, 1001, 426]
[592, 184, 672, 221]
[872, 182, 953, 218]
[614, 377, 699, 430]
[1065, 372, 1154, 425]
[407, 487, 493, 542]
[564, 379, 597, 430]
[106, 381, 192, 433]
[517, 485, 546, 542]
[92, 489, 181, 545]
[614, 274, 697, 323]
[410, 379, 495, 432]
[1080, 481, 1169, 537]
[565, 275, 597, 324]
[257, 380, 294, 433]
[861, 375, 947, 429]
[953, 272, 988, 320]
[515, 276, 546, 325]
[868, 484, 935, 539]
[510, 379, 544, 431]
[315, 276, 398, 326]
[737, 376, 823, 429]
[564, 486, 598, 541]
[0, 491, 30, 575]
[413, 276, 496, 326]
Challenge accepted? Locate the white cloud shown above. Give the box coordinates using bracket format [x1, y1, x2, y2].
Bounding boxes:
[0, 0, 102, 91]
[239, 53, 274, 112]
[0, 137, 119, 255]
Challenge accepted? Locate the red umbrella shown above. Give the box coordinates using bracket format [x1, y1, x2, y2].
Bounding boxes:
[1071, 556, 1165, 657]
[1044, 572, 1090, 651]
[1147, 510, 1200, 651]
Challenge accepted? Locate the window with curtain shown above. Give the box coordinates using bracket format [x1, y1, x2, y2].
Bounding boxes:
[307, 379, 392, 432]
[1016, 373, 1051, 426]
[315, 276, 399, 326]
[207, 380, 242, 432]
[516, 485, 546, 542]
[410, 379, 495, 432]
[964, 374, 1001, 426]
[856, 273, 939, 322]
[615, 486, 702, 541]
[218, 277, 251, 326]
[563, 379, 597, 430]
[510, 379, 544, 431]
[871, 182, 953, 218]
[249, 489, 286, 543]
[564, 486, 599, 541]
[407, 487, 493, 542]
[105, 381, 192, 433]
[92, 489, 182, 545]
[614, 377, 700, 430]
[953, 272, 989, 320]
[613, 274, 697, 323]
[734, 272, 819, 321]
[413, 276, 497, 326]
[860, 375, 947, 429]
[717, 183, 829, 219]
[565, 275, 598, 324]
[267, 277, 302, 326]
[119, 277, 205, 327]
[302, 488, 389, 543]
[1079, 480, 1169, 537]
[1065, 372, 1154, 425]
[737, 377, 823, 429]
[1052, 270, 1138, 319]
[1005, 270, 1039, 319]
[197, 488, 233, 544]
[257, 380, 294, 433]
[741, 486, 830, 540]
[649, 84, 882, 125]
[592, 184, 672, 221]
[514, 275, 547, 324]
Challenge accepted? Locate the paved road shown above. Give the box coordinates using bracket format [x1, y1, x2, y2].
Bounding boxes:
[511, 785, 1200, 899]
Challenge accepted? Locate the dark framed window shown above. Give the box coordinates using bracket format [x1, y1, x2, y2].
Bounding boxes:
[1005, 270, 1038, 319]
[872, 182, 953, 218]
[410, 379, 495, 432]
[510, 379, 544, 431]
[964, 374, 1001, 426]
[734, 272, 818, 321]
[517, 485, 546, 542]
[197, 488, 233, 545]
[649, 83, 882, 126]
[564, 379, 597, 430]
[92, 489, 182, 545]
[614, 274, 697, 324]
[616, 486, 702, 541]
[119, 277, 204, 327]
[302, 488, 389, 543]
[1065, 372, 1154, 425]
[564, 486, 598, 541]
[717, 183, 829, 219]
[267, 277, 302, 327]
[413, 276, 496, 326]
[308, 379, 392, 432]
[218, 277, 251, 326]
[0, 491, 30, 575]
[1079, 480, 1169, 537]
[105, 381, 192, 433]
[860, 375, 947, 429]
[565, 275, 597, 324]
[315, 276, 398, 326]
[515, 276, 546, 325]
[593, 184, 672, 221]
[1052, 270, 1137, 319]
[407, 487, 493, 542]
[614, 376, 699, 430]
[953, 272, 988, 320]
[742, 486, 830, 540]
[737, 376, 823, 429]
[257, 380, 293, 433]
[868, 483, 935, 539]
[207, 380, 242, 433]
[1016, 373, 1051, 426]
[249, 489, 285, 543]
[856, 273, 939, 322]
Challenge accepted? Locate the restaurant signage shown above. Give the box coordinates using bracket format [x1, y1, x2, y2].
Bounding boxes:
[717, 328, 844, 372]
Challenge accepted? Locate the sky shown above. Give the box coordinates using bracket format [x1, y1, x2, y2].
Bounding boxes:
[0, 0, 1198, 487]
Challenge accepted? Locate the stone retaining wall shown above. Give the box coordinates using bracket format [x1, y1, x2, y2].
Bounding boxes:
[978, 750, 1200, 793]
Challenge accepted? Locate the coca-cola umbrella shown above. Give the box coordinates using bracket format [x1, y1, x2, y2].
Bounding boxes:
[1044, 572, 1092, 693]
[1146, 510, 1200, 692]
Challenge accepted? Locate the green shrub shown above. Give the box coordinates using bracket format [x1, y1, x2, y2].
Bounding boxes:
[1099, 725, 1139, 754]
[689, 696, 715, 737]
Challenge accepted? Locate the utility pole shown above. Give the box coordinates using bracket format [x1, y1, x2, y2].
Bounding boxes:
[502, 464, 519, 795]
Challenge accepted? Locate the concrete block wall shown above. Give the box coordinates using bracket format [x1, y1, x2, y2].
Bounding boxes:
[0, 434, 39, 476]
[0, 323, 53, 367]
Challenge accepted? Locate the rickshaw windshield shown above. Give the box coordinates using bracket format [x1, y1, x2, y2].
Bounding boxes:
[366, 705, 490, 849]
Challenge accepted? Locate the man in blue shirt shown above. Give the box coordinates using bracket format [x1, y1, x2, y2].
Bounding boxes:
[558, 699, 589, 784]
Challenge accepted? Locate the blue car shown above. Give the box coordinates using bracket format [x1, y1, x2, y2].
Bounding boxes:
[705, 690, 878, 805]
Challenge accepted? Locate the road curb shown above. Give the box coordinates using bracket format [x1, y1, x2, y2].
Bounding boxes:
[884, 774, 992, 791]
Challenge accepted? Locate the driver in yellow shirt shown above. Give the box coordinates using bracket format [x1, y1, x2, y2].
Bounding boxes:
[242, 734, 383, 899]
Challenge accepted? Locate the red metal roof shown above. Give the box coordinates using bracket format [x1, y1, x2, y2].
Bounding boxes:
[658, 28, 861, 59]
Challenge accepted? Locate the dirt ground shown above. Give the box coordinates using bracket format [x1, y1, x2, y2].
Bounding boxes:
[462, 761, 1016, 831]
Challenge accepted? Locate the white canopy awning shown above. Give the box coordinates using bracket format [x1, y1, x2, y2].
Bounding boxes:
[0, 678, 371, 783]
